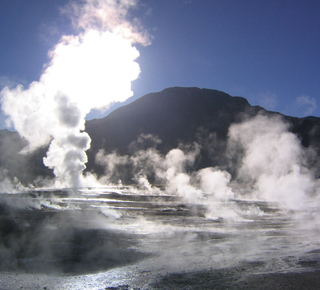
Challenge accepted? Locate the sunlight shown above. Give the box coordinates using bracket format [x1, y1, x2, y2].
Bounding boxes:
[43, 30, 141, 114]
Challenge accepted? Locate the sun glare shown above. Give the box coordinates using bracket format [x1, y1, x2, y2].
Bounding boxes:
[44, 30, 141, 113]
[0, 0, 146, 187]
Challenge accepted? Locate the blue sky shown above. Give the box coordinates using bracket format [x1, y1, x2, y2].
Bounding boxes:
[0, 0, 319, 129]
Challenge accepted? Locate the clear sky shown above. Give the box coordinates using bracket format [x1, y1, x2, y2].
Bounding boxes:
[0, 0, 319, 129]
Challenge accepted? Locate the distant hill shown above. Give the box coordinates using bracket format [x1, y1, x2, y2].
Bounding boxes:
[85, 87, 320, 179]
[1, 87, 320, 185]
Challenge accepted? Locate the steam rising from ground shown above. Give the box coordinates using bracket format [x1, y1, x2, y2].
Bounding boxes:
[0, 1, 318, 216]
[95, 114, 320, 219]
[0, 3, 319, 285]
[228, 114, 320, 209]
[96, 140, 238, 220]
[0, 112, 319, 285]
[0, 0, 148, 188]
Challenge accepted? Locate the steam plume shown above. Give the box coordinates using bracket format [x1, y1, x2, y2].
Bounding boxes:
[228, 114, 318, 209]
[96, 140, 238, 219]
[0, 0, 149, 188]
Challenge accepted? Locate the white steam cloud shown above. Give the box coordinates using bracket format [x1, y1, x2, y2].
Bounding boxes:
[0, 0, 149, 188]
[228, 114, 319, 209]
[95, 112, 320, 221]
[96, 141, 237, 219]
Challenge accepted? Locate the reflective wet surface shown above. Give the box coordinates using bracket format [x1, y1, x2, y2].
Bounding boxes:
[0, 187, 319, 289]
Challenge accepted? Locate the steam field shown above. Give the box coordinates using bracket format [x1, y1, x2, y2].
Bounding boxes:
[1, 1, 320, 288]
[0, 186, 319, 289]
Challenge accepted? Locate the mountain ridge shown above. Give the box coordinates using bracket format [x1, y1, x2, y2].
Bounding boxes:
[0, 87, 319, 185]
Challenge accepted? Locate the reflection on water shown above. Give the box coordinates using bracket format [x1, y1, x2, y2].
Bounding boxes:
[0, 187, 319, 289]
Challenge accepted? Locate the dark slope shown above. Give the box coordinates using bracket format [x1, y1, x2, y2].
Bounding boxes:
[87, 87, 254, 152]
[85, 87, 320, 176]
[85, 87, 260, 174]
[0, 87, 320, 184]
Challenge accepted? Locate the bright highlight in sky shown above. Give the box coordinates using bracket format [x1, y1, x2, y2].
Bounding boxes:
[1, 29, 141, 146]
[45, 30, 141, 112]
[0, 0, 148, 188]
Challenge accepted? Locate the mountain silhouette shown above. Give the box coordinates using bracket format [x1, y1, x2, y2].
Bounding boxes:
[1, 87, 319, 185]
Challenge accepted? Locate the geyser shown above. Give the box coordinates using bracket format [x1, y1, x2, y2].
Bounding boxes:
[0, 0, 149, 188]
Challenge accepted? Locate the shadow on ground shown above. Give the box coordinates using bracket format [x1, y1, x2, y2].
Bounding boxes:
[0, 202, 150, 275]
[150, 267, 320, 290]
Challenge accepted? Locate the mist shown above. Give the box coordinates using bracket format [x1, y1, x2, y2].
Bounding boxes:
[92, 113, 320, 224]
[0, 106, 319, 288]
[0, 0, 149, 188]
[228, 113, 320, 209]
[0, 1, 319, 287]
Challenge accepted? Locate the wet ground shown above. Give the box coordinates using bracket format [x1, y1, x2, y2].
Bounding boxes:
[0, 187, 319, 289]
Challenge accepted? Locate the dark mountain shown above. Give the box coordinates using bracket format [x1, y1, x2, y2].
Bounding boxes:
[85, 87, 320, 177]
[1, 87, 320, 185]
[86, 87, 253, 153]
[85, 87, 259, 174]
